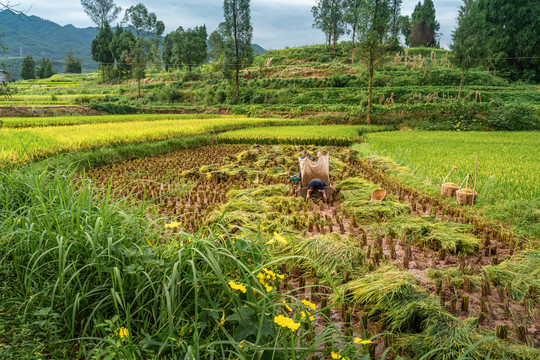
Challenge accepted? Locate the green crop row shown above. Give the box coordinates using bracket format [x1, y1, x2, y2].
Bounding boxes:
[217, 125, 392, 146]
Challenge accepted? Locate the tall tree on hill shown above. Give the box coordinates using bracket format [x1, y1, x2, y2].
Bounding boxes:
[223, 0, 253, 97]
[36, 58, 55, 79]
[109, 26, 135, 82]
[410, 0, 440, 47]
[478, 0, 540, 82]
[64, 52, 83, 73]
[399, 15, 412, 47]
[20, 56, 35, 80]
[123, 3, 164, 97]
[355, 0, 392, 124]
[80, 0, 121, 28]
[208, 23, 227, 62]
[162, 31, 176, 71]
[387, 0, 402, 50]
[343, 0, 363, 47]
[173, 26, 208, 72]
[91, 21, 114, 81]
[451, 0, 488, 99]
[312, 0, 346, 55]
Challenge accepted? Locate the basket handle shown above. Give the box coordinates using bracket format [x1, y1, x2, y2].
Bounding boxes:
[443, 166, 458, 184]
[459, 174, 470, 190]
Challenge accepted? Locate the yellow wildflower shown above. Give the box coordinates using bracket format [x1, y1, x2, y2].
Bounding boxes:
[354, 337, 372, 345]
[115, 327, 129, 338]
[264, 283, 273, 292]
[274, 315, 300, 331]
[301, 310, 314, 322]
[331, 351, 349, 360]
[220, 310, 226, 325]
[165, 221, 181, 229]
[281, 300, 292, 312]
[239, 340, 246, 349]
[301, 299, 317, 310]
[228, 281, 247, 293]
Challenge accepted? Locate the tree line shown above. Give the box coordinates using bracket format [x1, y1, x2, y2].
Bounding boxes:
[83, 0, 253, 97]
[313, 0, 441, 54]
[20, 52, 82, 80]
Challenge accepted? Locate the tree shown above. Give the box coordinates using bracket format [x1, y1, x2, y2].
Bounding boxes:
[312, 0, 346, 55]
[64, 52, 82, 73]
[122, 3, 164, 97]
[410, 0, 440, 47]
[209, 23, 227, 62]
[20, 56, 35, 79]
[223, 0, 253, 97]
[387, 0, 403, 50]
[172, 26, 208, 72]
[343, 0, 363, 46]
[478, 0, 540, 81]
[91, 21, 114, 81]
[36, 58, 55, 79]
[162, 31, 176, 71]
[451, 0, 488, 98]
[399, 15, 411, 46]
[109, 26, 135, 82]
[80, 0, 121, 28]
[354, 0, 392, 124]
[410, 21, 435, 47]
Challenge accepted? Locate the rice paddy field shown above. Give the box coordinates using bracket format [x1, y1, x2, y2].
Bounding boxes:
[1, 47, 539, 360]
[0, 116, 302, 163]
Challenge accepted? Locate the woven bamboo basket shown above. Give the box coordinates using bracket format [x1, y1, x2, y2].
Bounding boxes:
[371, 189, 387, 201]
[456, 188, 478, 205]
[441, 182, 459, 197]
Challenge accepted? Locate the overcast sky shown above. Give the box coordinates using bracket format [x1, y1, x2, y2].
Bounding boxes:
[14, 0, 461, 49]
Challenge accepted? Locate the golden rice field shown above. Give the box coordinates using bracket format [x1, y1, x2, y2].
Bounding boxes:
[0, 116, 302, 163]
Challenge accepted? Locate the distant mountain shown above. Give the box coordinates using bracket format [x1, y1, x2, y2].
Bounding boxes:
[0, 10, 266, 79]
[0, 10, 98, 74]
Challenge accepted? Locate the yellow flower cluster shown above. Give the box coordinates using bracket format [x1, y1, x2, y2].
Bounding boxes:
[115, 327, 129, 338]
[300, 310, 314, 322]
[301, 299, 317, 310]
[274, 315, 300, 331]
[354, 337, 372, 345]
[228, 281, 247, 293]
[256, 268, 284, 293]
[165, 221, 181, 229]
[331, 351, 349, 360]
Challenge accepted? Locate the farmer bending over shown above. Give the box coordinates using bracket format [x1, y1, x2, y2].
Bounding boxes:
[306, 178, 327, 202]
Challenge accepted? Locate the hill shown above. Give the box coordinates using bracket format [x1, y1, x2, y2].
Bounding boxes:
[0, 10, 98, 72]
[0, 10, 265, 79]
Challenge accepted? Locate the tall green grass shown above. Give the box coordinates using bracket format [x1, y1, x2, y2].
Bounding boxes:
[0, 164, 356, 359]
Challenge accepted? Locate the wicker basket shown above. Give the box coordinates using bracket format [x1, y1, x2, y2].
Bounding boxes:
[456, 188, 478, 205]
[441, 182, 459, 197]
[371, 189, 387, 201]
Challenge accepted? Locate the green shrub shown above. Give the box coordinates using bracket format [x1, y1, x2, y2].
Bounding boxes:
[487, 104, 540, 131]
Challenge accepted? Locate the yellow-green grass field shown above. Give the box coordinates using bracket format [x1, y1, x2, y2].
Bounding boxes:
[217, 125, 392, 146]
[0, 117, 303, 163]
[362, 131, 540, 203]
[1, 114, 229, 128]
